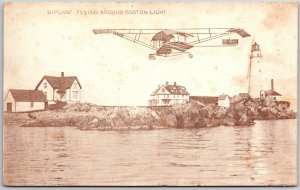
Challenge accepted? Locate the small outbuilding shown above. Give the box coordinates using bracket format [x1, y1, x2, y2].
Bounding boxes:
[4, 89, 47, 112]
[260, 79, 282, 101]
[218, 94, 230, 108]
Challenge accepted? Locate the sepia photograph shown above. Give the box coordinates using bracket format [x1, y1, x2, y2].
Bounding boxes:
[3, 2, 298, 186]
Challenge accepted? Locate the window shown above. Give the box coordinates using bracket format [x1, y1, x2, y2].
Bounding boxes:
[44, 83, 47, 88]
[74, 83, 77, 89]
[273, 97, 276, 101]
[44, 92, 47, 97]
[30, 102, 34, 108]
[72, 91, 78, 99]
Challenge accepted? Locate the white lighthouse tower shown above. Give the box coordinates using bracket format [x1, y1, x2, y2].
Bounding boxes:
[248, 42, 263, 98]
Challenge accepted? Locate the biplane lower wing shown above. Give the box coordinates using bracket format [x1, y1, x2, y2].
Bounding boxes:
[156, 42, 193, 55]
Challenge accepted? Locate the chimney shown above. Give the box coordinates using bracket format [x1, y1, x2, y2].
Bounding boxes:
[174, 82, 177, 86]
[61, 72, 64, 77]
[271, 79, 274, 91]
[166, 81, 169, 85]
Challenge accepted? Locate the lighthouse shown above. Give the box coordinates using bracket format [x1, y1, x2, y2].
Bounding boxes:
[248, 42, 263, 98]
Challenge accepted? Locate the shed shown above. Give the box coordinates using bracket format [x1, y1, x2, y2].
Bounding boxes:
[4, 89, 47, 112]
[217, 94, 230, 108]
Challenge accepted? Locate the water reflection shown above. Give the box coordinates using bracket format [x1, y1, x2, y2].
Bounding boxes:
[3, 119, 297, 186]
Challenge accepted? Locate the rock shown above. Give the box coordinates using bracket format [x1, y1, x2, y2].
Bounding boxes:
[27, 113, 37, 120]
[164, 114, 177, 128]
[225, 106, 236, 119]
[201, 105, 214, 118]
[209, 118, 221, 127]
[230, 93, 251, 104]
[215, 106, 227, 119]
[20, 121, 45, 127]
[235, 102, 248, 116]
[222, 117, 235, 126]
[19, 96, 296, 129]
[236, 113, 250, 126]
[88, 118, 99, 128]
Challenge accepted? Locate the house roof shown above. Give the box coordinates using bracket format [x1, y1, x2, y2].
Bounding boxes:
[150, 88, 161, 96]
[218, 94, 229, 100]
[151, 84, 190, 96]
[9, 89, 47, 102]
[35, 75, 82, 91]
[165, 85, 190, 95]
[189, 96, 218, 105]
[264, 90, 282, 96]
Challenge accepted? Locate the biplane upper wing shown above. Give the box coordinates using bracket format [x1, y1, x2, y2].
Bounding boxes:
[92, 29, 157, 50]
[188, 28, 251, 45]
[92, 28, 250, 49]
[226, 28, 251, 37]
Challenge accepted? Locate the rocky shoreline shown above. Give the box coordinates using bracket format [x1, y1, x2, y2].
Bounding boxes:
[16, 94, 296, 130]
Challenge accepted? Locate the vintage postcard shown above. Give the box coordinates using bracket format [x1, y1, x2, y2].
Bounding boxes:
[3, 2, 298, 186]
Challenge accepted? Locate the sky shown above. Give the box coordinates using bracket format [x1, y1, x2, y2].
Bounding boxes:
[4, 2, 298, 107]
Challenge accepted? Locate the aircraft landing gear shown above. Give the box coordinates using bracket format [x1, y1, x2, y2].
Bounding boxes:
[188, 53, 193, 58]
[149, 54, 156, 60]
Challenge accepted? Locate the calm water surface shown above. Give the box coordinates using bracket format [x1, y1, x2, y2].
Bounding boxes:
[3, 119, 297, 186]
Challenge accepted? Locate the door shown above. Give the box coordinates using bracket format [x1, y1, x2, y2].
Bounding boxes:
[7, 103, 12, 112]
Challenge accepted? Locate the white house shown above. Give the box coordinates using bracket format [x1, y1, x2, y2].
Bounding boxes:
[218, 94, 230, 108]
[4, 89, 47, 112]
[260, 79, 282, 101]
[148, 81, 190, 106]
[35, 72, 82, 104]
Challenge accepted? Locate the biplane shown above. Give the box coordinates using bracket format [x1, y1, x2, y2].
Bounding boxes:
[92, 28, 250, 60]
